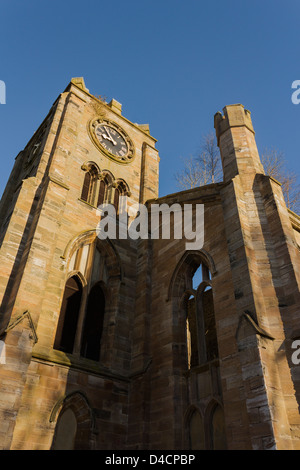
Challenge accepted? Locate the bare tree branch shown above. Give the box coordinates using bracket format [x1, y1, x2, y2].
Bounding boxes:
[261, 148, 300, 214]
[174, 133, 222, 190]
[198, 132, 222, 184]
[174, 156, 204, 190]
[175, 140, 299, 214]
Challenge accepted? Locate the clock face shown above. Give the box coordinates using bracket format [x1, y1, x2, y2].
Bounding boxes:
[89, 119, 135, 163]
[95, 124, 128, 158]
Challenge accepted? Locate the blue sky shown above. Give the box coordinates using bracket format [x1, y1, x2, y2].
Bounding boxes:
[0, 0, 299, 199]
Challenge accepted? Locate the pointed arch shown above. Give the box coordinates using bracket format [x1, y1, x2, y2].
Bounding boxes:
[168, 249, 218, 369]
[61, 229, 96, 263]
[80, 162, 101, 205]
[50, 390, 97, 450]
[114, 178, 131, 196]
[179, 289, 197, 308]
[205, 399, 227, 450]
[98, 170, 115, 205]
[195, 279, 212, 297]
[112, 179, 131, 214]
[184, 405, 205, 450]
[196, 281, 218, 363]
[66, 269, 88, 288]
[55, 230, 123, 364]
[100, 169, 115, 182]
[81, 161, 101, 175]
[61, 229, 123, 283]
[53, 274, 83, 354]
[80, 282, 106, 361]
[167, 249, 216, 301]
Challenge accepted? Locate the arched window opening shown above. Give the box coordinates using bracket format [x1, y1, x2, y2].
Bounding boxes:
[184, 260, 218, 369]
[52, 408, 77, 450]
[81, 171, 91, 202]
[96, 174, 113, 207]
[54, 276, 82, 354]
[103, 174, 113, 204]
[113, 186, 120, 214]
[113, 180, 130, 215]
[68, 243, 91, 277]
[186, 294, 198, 369]
[56, 234, 121, 365]
[192, 265, 202, 289]
[97, 178, 106, 207]
[202, 286, 218, 362]
[81, 167, 130, 212]
[189, 410, 205, 450]
[210, 405, 227, 450]
[192, 263, 211, 290]
[81, 165, 98, 205]
[80, 283, 105, 361]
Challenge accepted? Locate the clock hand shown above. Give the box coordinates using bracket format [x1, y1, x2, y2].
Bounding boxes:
[102, 133, 116, 144]
[104, 126, 117, 145]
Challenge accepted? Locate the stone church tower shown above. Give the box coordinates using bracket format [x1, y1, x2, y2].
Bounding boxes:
[0, 78, 299, 450]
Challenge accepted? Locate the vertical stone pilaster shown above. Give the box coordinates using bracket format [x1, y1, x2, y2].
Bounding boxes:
[140, 143, 159, 204]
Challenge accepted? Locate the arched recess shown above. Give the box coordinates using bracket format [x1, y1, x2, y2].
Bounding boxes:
[80, 162, 101, 205]
[81, 161, 101, 175]
[50, 391, 96, 450]
[80, 164, 131, 210]
[98, 170, 115, 205]
[184, 405, 205, 450]
[196, 280, 219, 363]
[99, 169, 115, 182]
[184, 401, 227, 450]
[168, 249, 218, 369]
[113, 179, 131, 214]
[205, 399, 227, 450]
[167, 249, 216, 302]
[61, 229, 123, 283]
[53, 274, 83, 354]
[54, 229, 123, 363]
[180, 291, 197, 369]
[80, 282, 106, 361]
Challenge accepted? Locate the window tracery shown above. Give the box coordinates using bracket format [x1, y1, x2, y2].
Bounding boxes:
[54, 234, 121, 364]
[169, 251, 218, 369]
[184, 261, 218, 368]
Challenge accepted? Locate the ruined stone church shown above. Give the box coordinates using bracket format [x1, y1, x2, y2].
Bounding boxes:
[0, 77, 299, 450]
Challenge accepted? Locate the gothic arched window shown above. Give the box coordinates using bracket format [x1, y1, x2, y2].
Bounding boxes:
[113, 186, 120, 214]
[80, 166, 131, 212]
[200, 285, 218, 362]
[81, 164, 99, 205]
[97, 178, 106, 207]
[80, 283, 105, 361]
[113, 180, 130, 214]
[54, 235, 121, 367]
[186, 262, 218, 367]
[186, 293, 198, 369]
[54, 275, 83, 354]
